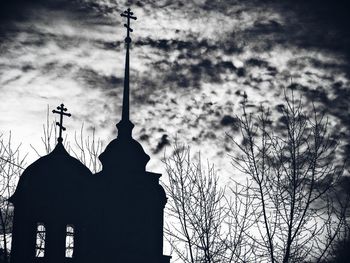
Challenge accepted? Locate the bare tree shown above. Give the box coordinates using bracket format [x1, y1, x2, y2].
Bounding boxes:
[0, 133, 26, 263]
[320, 177, 350, 262]
[30, 105, 59, 156]
[229, 90, 349, 263]
[163, 142, 253, 263]
[70, 124, 103, 173]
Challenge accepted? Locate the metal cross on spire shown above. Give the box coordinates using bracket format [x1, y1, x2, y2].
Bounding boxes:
[121, 8, 137, 44]
[117, 8, 137, 138]
[52, 103, 71, 143]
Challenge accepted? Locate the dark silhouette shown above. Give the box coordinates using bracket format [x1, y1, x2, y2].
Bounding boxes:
[52, 103, 71, 143]
[9, 8, 171, 263]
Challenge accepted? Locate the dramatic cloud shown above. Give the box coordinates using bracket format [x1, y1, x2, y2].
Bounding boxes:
[0, 0, 349, 176]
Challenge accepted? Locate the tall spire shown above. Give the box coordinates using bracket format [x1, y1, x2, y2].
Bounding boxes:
[117, 8, 137, 139]
[98, 9, 150, 171]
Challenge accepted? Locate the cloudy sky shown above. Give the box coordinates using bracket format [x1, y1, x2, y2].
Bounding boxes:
[0, 0, 349, 180]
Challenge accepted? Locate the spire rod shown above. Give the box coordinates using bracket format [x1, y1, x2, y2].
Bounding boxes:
[52, 103, 71, 143]
[117, 8, 137, 138]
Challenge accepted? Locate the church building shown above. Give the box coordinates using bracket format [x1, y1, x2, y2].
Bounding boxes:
[9, 8, 171, 263]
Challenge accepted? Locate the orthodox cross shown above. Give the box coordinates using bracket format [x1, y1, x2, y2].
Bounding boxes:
[121, 8, 137, 44]
[117, 8, 137, 138]
[52, 103, 71, 143]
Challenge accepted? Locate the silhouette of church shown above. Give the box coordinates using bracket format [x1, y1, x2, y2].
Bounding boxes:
[9, 8, 171, 263]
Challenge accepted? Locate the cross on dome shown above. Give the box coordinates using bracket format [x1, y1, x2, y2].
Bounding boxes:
[52, 103, 71, 143]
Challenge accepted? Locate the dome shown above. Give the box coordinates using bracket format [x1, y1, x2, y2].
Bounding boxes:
[9, 142, 92, 206]
[98, 136, 150, 173]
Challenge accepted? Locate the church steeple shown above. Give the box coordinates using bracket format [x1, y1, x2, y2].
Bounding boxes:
[98, 8, 150, 172]
[116, 8, 137, 139]
[10, 8, 170, 263]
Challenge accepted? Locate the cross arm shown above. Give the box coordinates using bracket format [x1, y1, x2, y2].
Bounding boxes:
[55, 122, 67, 131]
[52, 110, 71, 117]
[121, 13, 137, 20]
[124, 24, 133, 32]
[62, 112, 72, 117]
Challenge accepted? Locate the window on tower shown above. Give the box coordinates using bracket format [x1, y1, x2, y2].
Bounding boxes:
[65, 224, 75, 258]
[35, 223, 46, 257]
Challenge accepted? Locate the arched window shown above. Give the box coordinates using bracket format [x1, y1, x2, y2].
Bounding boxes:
[35, 223, 46, 257]
[65, 224, 74, 258]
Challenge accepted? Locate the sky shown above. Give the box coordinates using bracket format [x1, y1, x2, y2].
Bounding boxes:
[0, 0, 349, 182]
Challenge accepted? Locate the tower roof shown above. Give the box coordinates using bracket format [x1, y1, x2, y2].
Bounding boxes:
[98, 8, 150, 173]
[9, 141, 92, 205]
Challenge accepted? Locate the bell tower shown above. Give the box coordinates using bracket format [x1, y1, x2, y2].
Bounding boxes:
[90, 8, 171, 263]
[9, 7, 171, 263]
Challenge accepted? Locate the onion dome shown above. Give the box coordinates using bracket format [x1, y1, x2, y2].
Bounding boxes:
[98, 120, 150, 173]
[9, 142, 92, 209]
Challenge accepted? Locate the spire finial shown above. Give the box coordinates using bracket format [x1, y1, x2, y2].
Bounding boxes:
[121, 8, 137, 44]
[52, 103, 71, 143]
[117, 8, 137, 138]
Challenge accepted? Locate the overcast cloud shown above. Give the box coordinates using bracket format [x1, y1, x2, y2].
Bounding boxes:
[0, 0, 349, 177]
